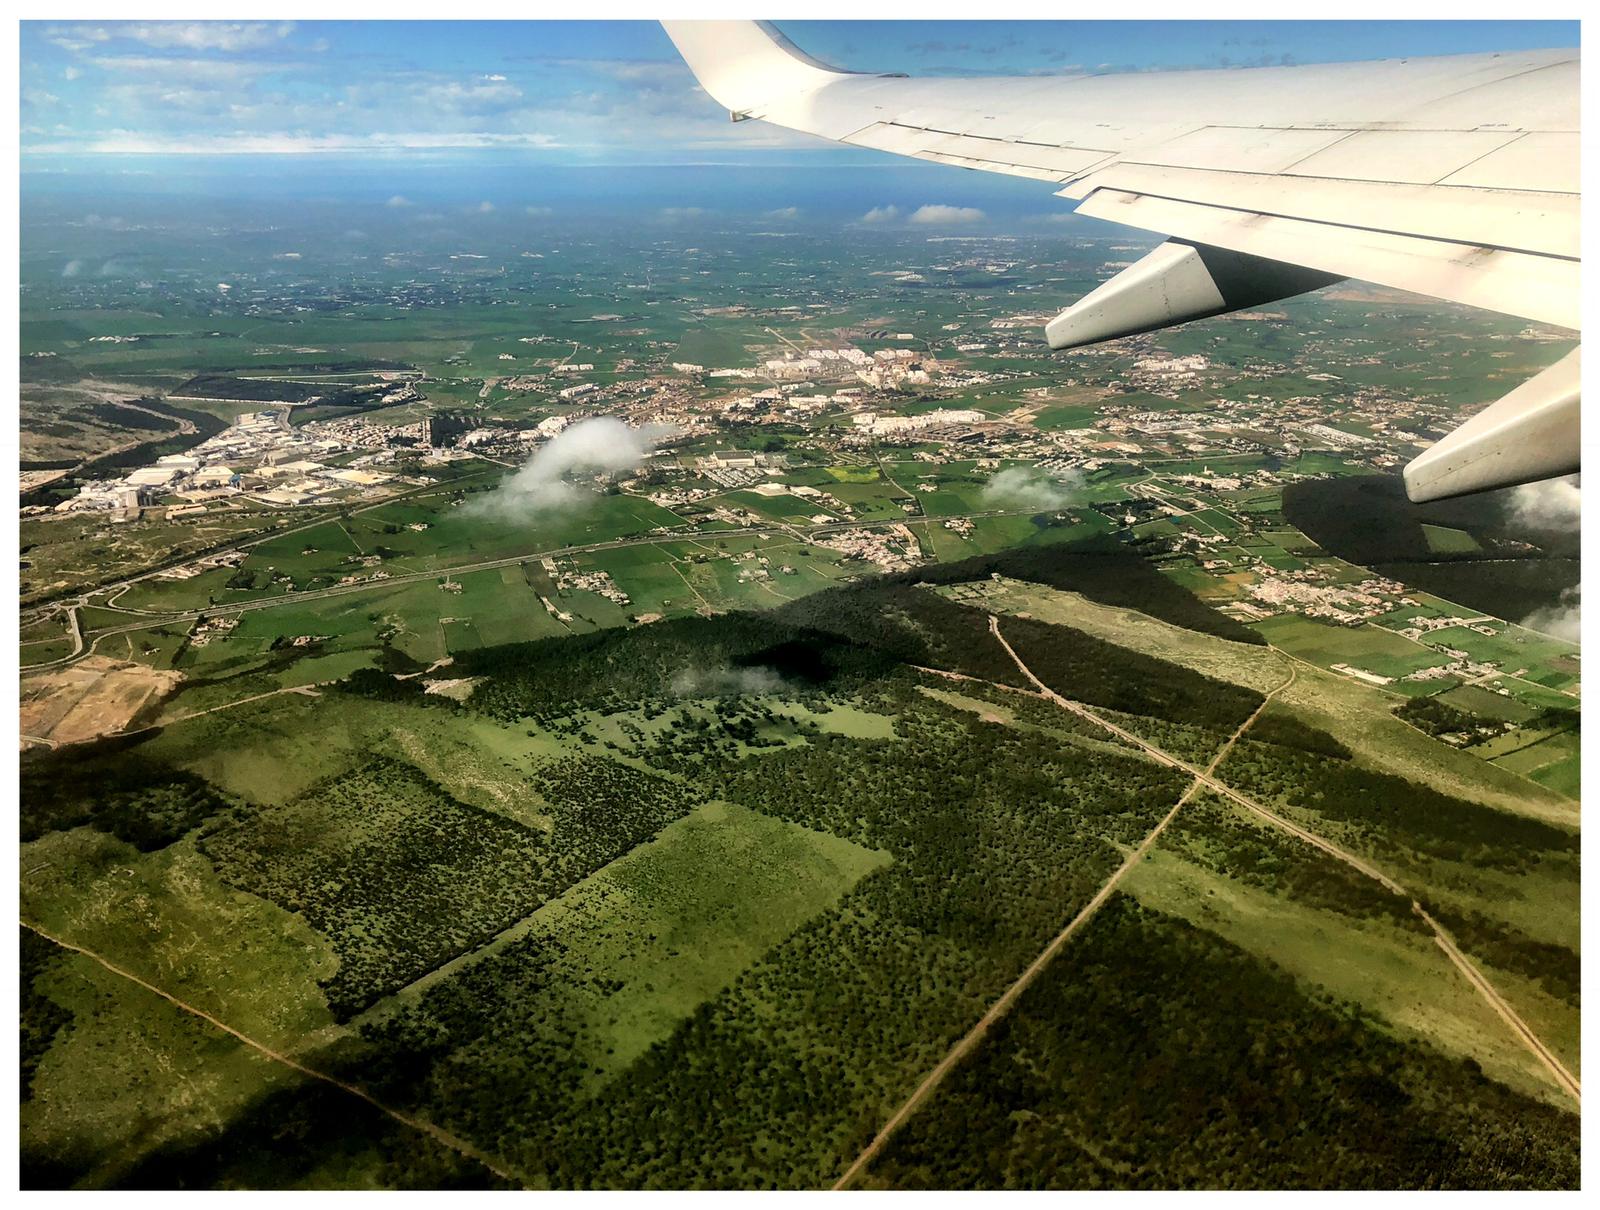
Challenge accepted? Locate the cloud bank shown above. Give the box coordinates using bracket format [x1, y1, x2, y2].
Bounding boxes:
[980, 466, 1084, 510]
[908, 204, 985, 225]
[469, 417, 675, 520]
[1501, 476, 1580, 641]
[1506, 475, 1580, 530]
[859, 203, 987, 226]
[1522, 583, 1581, 644]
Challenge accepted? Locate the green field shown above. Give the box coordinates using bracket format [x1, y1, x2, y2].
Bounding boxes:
[1253, 614, 1453, 680]
[18, 202, 1582, 1190]
[358, 799, 889, 1093]
[1420, 523, 1481, 554]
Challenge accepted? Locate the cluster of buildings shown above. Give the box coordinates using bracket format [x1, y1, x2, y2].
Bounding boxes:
[46, 406, 419, 519]
[694, 450, 788, 489]
[810, 524, 922, 571]
[1125, 353, 1212, 390]
[1394, 613, 1502, 641]
[1239, 571, 1415, 626]
[850, 408, 987, 437]
[550, 560, 631, 608]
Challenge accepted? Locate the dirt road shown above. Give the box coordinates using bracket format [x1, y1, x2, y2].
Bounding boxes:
[832, 628, 1294, 1189]
[840, 619, 1577, 1186]
[987, 615, 1579, 1107]
[22, 921, 525, 1188]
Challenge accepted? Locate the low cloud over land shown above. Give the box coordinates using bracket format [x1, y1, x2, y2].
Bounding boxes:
[1507, 475, 1580, 530]
[468, 417, 674, 519]
[1522, 583, 1580, 643]
[859, 203, 987, 225]
[1503, 476, 1580, 640]
[670, 665, 786, 697]
[908, 204, 985, 225]
[980, 466, 1084, 510]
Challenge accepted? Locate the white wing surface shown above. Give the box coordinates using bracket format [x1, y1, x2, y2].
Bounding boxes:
[663, 21, 1580, 501]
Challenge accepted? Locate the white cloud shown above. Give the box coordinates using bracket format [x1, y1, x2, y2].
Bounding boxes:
[470, 418, 677, 519]
[908, 204, 986, 225]
[980, 465, 1084, 510]
[658, 206, 706, 221]
[22, 130, 562, 155]
[473, 200, 495, 213]
[87, 55, 281, 82]
[670, 665, 787, 697]
[129, 22, 295, 51]
[385, 195, 412, 207]
[1506, 475, 1580, 530]
[1501, 476, 1580, 641]
[763, 206, 801, 220]
[1522, 583, 1581, 643]
[53, 22, 295, 54]
[44, 26, 111, 53]
[421, 78, 524, 114]
[525, 205, 554, 217]
[860, 205, 901, 224]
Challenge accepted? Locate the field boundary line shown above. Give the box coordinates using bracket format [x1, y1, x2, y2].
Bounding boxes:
[832, 626, 1290, 1189]
[21, 920, 526, 1188]
[988, 616, 1580, 1110]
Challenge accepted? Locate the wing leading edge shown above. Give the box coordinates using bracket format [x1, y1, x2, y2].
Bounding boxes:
[663, 20, 1580, 502]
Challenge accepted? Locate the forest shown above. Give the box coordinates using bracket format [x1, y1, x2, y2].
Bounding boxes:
[1215, 739, 1580, 874]
[857, 896, 1579, 1190]
[21, 736, 231, 852]
[318, 693, 1189, 1187]
[199, 754, 702, 1018]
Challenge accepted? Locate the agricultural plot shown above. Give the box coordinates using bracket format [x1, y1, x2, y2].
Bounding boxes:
[1483, 729, 1581, 800]
[1421, 523, 1481, 554]
[1252, 615, 1453, 681]
[18, 531, 1582, 1190]
[202, 752, 701, 1019]
[1029, 402, 1101, 430]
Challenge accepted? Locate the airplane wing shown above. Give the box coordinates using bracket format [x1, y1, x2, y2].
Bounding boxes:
[662, 21, 1580, 502]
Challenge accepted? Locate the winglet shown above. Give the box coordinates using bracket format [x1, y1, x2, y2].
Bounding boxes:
[661, 20, 849, 119]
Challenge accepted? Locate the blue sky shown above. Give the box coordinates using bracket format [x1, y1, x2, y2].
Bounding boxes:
[19, 19, 1580, 161]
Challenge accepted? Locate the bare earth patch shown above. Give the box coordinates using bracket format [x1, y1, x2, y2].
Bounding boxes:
[20, 656, 183, 747]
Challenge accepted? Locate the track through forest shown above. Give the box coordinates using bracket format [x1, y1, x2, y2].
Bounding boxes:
[988, 615, 1580, 1105]
[839, 617, 1578, 1187]
[834, 638, 1296, 1189]
[20, 921, 527, 1189]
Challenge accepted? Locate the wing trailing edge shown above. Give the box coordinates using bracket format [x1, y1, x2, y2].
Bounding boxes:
[662, 20, 1581, 501]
